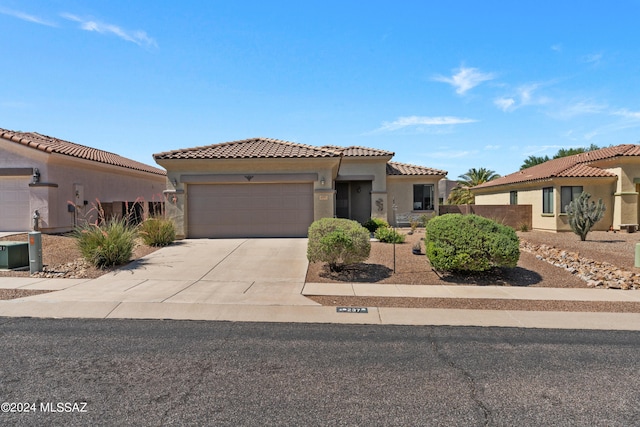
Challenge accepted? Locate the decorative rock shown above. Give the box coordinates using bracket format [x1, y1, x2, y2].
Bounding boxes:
[520, 240, 640, 290]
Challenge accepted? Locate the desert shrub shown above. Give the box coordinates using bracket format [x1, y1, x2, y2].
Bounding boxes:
[362, 217, 389, 233]
[374, 226, 406, 243]
[425, 214, 519, 272]
[307, 218, 371, 272]
[566, 192, 605, 241]
[139, 217, 176, 247]
[75, 217, 137, 268]
[419, 213, 434, 227]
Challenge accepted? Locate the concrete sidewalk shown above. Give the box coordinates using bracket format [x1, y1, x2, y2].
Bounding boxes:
[2, 276, 640, 330]
[1, 237, 640, 330]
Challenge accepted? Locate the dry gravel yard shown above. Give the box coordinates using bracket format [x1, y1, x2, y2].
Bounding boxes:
[306, 228, 640, 312]
[0, 233, 158, 300]
[3, 229, 640, 312]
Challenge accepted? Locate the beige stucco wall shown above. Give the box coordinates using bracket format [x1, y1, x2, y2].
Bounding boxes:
[1, 139, 166, 233]
[387, 175, 443, 226]
[474, 178, 616, 232]
[157, 154, 448, 235]
[155, 157, 339, 238]
[601, 160, 640, 227]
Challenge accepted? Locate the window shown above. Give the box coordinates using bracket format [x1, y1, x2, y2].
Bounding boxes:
[413, 184, 434, 210]
[542, 187, 554, 214]
[510, 191, 518, 205]
[560, 186, 583, 213]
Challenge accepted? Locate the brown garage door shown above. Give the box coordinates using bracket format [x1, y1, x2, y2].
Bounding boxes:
[187, 183, 314, 238]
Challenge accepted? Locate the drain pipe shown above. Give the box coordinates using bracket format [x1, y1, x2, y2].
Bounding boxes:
[332, 151, 344, 217]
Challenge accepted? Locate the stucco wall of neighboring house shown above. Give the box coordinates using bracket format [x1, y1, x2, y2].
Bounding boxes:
[1, 139, 165, 233]
[475, 178, 616, 232]
[155, 157, 338, 238]
[387, 175, 442, 226]
[41, 155, 165, 232]
[475, 187, 557, 231]
[602, 161, 640, 228]
[0, 138, 56, 231]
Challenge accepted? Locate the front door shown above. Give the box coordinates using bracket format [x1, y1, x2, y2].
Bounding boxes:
[335, 182, 349, 219]
[334, 181, 372, 224]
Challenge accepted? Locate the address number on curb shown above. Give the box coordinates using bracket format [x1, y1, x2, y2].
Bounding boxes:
[337, 307, 368, 314]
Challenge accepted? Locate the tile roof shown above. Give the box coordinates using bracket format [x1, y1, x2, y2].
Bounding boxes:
[386, 161, 447, 176]
[321, 145, 395, 157]
[473, 144, 637, 190]
[0, 128, 166, 176]
[154, 137, 341, 160]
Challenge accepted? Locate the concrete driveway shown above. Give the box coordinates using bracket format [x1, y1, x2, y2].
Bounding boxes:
[19, 238, 317, 308]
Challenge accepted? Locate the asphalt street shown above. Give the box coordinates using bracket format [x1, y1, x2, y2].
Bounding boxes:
[1, 318, 639, 426]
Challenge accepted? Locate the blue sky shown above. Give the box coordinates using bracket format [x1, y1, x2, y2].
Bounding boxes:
[2, 1, 640, 180]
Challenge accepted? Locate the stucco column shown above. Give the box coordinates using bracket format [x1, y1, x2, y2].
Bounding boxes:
[613, 192, 639, 228]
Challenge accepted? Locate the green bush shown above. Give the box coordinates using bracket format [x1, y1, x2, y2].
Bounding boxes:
[75, 217, 137, 268]
[425, 214, 520, 272]
[307, 218, 371, 272]
[362, 217, 389, 233]
[139, 217, 176, 247]
[374, 226, 406, 243]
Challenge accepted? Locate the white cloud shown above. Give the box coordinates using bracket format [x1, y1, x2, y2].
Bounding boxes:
[613, 109, 640, 120]
[377, 115, 478, 131]
[484, 145, 500, 150]
[433, 66, 495, 95]
[582, 52, 603, 65]
[553, 100, 608, 120]
[494, 97, 516, 112]
[61, 13, 157, 48]
[495, 83, 551, 112]
[0, 7, 56, 27]
[551, 44, 562, 52]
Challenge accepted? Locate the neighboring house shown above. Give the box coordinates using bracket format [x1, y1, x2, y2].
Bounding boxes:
[0, 128, 166, 233]
[472, 144, 640, 232]
[438, 178, 458, 204]
[153, 138, 446, 238]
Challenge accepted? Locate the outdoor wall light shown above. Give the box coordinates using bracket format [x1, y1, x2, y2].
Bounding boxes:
[32, 168, 40, 184]
[320, 177, 325, 185]
[172, 177, 178, 186]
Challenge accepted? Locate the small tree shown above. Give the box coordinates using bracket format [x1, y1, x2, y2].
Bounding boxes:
[566, 192, 605, 241]
[307, 218, 371, 272]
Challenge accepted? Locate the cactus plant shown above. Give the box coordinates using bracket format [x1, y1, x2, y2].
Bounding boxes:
[566, 192, 605, 241]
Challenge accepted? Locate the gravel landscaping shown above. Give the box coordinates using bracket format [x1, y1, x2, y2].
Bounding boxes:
[0, 233, 158, 300]
[2, 228, 640, 313]
[306, 228, 640, 312]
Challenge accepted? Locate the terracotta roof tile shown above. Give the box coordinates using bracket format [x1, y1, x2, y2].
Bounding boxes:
[154, 138, 340, 160]
[386, 161, 447, 176]
[0, 128, 166, 176]
[321, 145, 394, 157]
[473, 144, 634, 190]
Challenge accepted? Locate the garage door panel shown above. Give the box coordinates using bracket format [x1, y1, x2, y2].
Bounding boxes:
[0, 178, 30, 231]
[188, 183, 314, 238]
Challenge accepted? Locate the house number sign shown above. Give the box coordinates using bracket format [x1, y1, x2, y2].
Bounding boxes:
[336, 307, 368, 313]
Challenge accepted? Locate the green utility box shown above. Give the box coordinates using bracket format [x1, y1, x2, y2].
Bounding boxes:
[0, 241, 29, 269]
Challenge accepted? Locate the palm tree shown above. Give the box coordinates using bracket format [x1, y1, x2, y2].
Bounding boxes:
[457, 167, 500, 187]
[447, 167, 500, 205]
